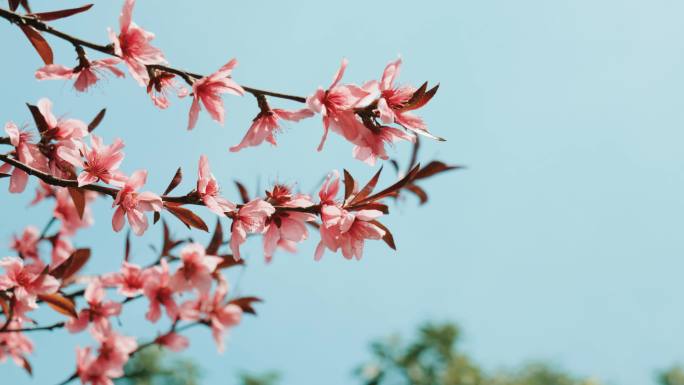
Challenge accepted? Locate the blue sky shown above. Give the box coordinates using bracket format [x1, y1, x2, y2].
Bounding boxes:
[2, 0, 684, 384]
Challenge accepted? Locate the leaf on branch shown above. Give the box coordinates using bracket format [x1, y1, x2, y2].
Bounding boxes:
[87, 108, 106, 133]
[30, 4, 94, 21]
[356, 164, 421, 205]
[229, 296, 262, 315]
[216, 254, 244, 270]
[402, 82, 439, 112]
[369, 220, 396, 250]
[166, 204, 208, 232]
[26, 103, 49, 133]
[234, 180, 250, 204]
[124, 230, 131, 262]
[19, 25, 53, 65]
[415, 161, 462, 180]
[37, 293, 77, 318]
[206, 218, 223, 255]
[162, 167, 183, 196]
[8, 0, 20, 11]
[153, 211, 160, 224]
[343, 169, 356, 202]
[20, 356, 32, 377]
[51, 248, 90, 281]
[405, 184, 428, 204]
[67, 187, 86, 219]
[356, 202, 389, 214]
[160, 220, 183, 256]
[350, 167, 383, 205]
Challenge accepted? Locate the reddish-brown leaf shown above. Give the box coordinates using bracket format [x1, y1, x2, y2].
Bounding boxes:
[124, 230, 131, 262]
[160, 220, 182, 256]
[153, 211, 161, 224]
[26, 103, 49, 133]
[343, 169, 355, 202]
[206, 218, 223, 255]
[216, 254, 244, 270]
[51, 248, 90, 281]
[355, 202, 389, 214]
[369, 220, 396, 250]
[229, 296, 262, 315]
[19, 25, 53, 65]
[87, 108, 106, 133]
[31, 4, 93, 21]
[357, 164, 421, 205]
[166, 205, 208, 232]
[415, 161, 462, 180]
[37, 293, 77, 318]
[8, 0, 20, 11]
[19, 0, 30, 12]
[234, 181, 250, 204]
[0, 295, 10, 317]
[405, 184, 428, 204]
[162, 167, 183, 196]
[67, 187, 86, 219]
[350, 167, 383, 205]
[20, 356, 32, 377]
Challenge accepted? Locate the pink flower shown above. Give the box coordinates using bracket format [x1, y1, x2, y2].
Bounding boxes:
[350, 125, 415, 166]
[111, 170, 162, 236]
[155, 332, 189, 352]
[0, 122, 48, 193]
[30, 180, 55, 206]
[262, 185, 316, 262]
[76, 347, 120, 385]
[58, 135, 126, 187]
[196, 155, 235, 215]
[10, 226, 40, 260]
[229, 198, 275, 260]
[188, 58, 245, 130]
[66, 280, 122, 334]
[306, 59, 372, 151]
[142, 259, 178, 322]
[108, 0, 166, 86]
[315, 207, 386, 261]
[91, 328, 137, 375]
[101, 262, 145, 297]
[147, 71, 188, 109]
[318, 170, 340, 205]
[229, 107, 314, 152]
[53, 187, 95, 236]
[35, 58, 125, 92]
[0, 320, 33, 367]
[0, 257, 59, 308]
[376, 58, 440, 140]
[32, 98, 88, 140]
[180, 282, 241, 352]
[170, 243, 221, 294]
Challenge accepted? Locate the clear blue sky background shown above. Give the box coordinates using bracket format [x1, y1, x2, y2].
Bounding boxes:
[2, 0, 684, 384]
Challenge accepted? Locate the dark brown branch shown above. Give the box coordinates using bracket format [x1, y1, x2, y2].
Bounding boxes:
[0, 321, 64, 333]
[0, 8, 307, 103]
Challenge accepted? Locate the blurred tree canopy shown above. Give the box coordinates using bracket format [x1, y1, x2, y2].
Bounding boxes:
[119, 322, 684, 385]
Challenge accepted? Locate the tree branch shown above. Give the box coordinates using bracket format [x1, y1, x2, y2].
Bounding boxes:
[0, 7, 307, 103]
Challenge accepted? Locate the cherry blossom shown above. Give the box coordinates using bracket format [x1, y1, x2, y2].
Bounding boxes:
[0, 122, 48, 193]
[10, 226, 40, 260]
[34, 98, 88, 141]
[262, 185, 316, 262]
[306, 59, 372, 151]
[101, 262, 145, 297]
[58, 134, 126, 187]
[147, 71, 188, 109]
[108, 0, 166, 85]
[229, 107, 314, 152]
[76, 346, 120, 385]
[142, 259, 178, 322]
[66, 280, 122, 334]
[0, 321, 33, 368]
[50, 234, 74, 269]
[0, 257, 59, 308]
[350, 124, 415, 166]
[35, 58, 125, 92]
[170, 243, 222, 295]
[196, 155, 235, 215]
[155, 332, 189, 352]
[229, 198, 275, 260]
[188, 58, 245, 130]
[91, 328, 137, 375]
[111, 170, 162, 236]
[180, 282, 241, 352]
[53, 187, 95, 236]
